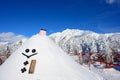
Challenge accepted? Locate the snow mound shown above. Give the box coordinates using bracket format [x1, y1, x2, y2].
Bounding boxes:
[0, 34, 103, 80]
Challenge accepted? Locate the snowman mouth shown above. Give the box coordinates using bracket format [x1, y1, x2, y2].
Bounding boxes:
[22, 53, 38, 58]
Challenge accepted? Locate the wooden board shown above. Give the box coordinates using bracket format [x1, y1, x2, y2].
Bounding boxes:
[29, 60, 36, 74]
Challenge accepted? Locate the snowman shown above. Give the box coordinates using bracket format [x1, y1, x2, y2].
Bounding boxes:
[20, 29, 46, 74]
[21, 48, 38, 74]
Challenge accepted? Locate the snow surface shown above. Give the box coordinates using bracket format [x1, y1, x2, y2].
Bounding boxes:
[0, 34, 103, 80]
[90, 65, 120, 80]
[70, 54, 120, 80]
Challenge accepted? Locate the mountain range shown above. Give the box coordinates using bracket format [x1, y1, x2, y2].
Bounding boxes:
[49, 29, 120, 54]
[0, 29, 120, 55]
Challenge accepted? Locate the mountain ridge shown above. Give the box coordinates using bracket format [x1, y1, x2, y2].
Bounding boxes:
[0, 29, 120, 54]
[49, 29, 120, 53]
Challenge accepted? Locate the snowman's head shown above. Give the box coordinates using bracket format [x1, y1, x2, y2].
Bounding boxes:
[22, 49, 38, 58]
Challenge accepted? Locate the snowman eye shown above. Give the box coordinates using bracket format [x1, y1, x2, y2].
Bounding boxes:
[32, 49, 36, 53]
[25, 49, 29, 53]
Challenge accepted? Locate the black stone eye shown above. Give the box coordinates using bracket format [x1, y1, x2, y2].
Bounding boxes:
[32, 49, 36, 53]
[25, 49, 29, 53]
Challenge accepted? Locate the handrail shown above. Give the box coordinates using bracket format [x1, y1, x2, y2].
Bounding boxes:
[0, 54, 10, 56]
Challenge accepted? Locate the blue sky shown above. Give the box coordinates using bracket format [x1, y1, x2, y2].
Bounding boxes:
[0, 0, 120, 37]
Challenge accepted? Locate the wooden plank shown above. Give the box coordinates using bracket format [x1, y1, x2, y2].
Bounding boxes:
[29, 60, 36, 74]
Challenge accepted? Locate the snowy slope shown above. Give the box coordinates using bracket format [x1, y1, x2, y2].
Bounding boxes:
[70, 54, 120, 80]
[0, 34, 103, 80]
[50, 29, 120, 53]
[92, 67, 120, 80]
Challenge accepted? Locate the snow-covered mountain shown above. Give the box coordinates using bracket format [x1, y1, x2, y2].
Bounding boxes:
[0, 32, 27, 54]
[49, 29, 120, 54]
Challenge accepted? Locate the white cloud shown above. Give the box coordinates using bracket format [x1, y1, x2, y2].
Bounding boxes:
[105, 0, 120, 4]
[0, 32, 27, 43]
[106, 0, 115, 4]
